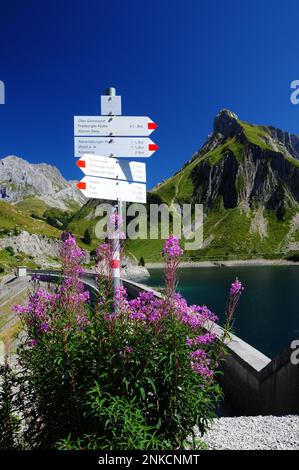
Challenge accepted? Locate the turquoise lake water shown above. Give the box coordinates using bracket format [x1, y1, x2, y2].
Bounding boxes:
[143, 265, 299, 359]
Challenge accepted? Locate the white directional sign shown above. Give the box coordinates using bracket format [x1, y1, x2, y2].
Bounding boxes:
[101, 95, 122, 115]
[76, 154, 146, 183]
[74, 137, 158, 158]
[77, 176, 146, 203]
[74, 116, 157, 137]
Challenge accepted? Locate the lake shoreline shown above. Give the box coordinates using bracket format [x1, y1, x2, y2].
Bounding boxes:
[146, 259, 299, 269]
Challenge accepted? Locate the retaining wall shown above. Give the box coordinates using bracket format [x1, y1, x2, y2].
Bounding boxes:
[123, 279, 299, 416]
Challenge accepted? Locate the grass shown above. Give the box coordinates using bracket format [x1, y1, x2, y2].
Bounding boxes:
[0, 248, 38, 271]
[239, 121, 273, 151]
[151, 177, 179, 205]
[186, 207, 295, 260]
[0, 320, 22, 353]
[126, 237, 165, 263]
[151, 154, 204, 205]
[284, 154, 299, 169]
[202, 142, 228, 165]
[67, 199, 100, 237]
[127, 206, 296, 262]
[228, 137, 246, 162]
[64, 199, 82, 212]
[151, 136, 247, 210]
[15, 197, 51, 217]
[141, 117, 299, 261]
[0, 200, 60, 237]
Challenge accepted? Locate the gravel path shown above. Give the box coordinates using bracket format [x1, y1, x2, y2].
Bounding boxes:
[202, 415, 299, 450]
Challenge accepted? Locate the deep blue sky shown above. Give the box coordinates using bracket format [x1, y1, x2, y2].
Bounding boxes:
[0, 0, 299, 189]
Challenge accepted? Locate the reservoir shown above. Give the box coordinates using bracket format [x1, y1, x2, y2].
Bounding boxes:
[143, 265, 299, 359]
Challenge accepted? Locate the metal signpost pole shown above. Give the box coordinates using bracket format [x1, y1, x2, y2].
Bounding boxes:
[105, 87, 121, 302]
[75, 87, 157, 311]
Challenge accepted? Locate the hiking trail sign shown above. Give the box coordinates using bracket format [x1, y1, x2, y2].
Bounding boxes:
[74, 116, 157, 137]
[76, 154, 146, 183]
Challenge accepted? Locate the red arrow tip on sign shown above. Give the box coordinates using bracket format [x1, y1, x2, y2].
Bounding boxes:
[76, 159, 86, 168]
[77, 182, 86, 190]
[148, 143, 159, 152]
[148, 122, 158, 130]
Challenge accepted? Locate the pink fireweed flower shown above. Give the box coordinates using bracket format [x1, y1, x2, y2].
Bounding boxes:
[226, 278, 244, 323]
[27, 339, 38, 348]
[119, 345, 134, 356]
[76, 314, 91, 330]
[38, 321, 51, 333]
[103, 311, 119, 322]
[58, 231, 90, 315]
[230, 278, 244, 296]
[128, 291, 163, 323]
[108, 213, 123, 239]
[186, 332, 217, 347]
[162, 236, 183, 302]
[109, 213, 122, 229]
[190, 349, 213, 380]
[13, 304, 28, 316]
[174, 294, 218, 329]
[162, 235, 183, 259]
[114, 285, 129, 314]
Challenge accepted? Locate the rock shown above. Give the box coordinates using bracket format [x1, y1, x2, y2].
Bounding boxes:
[0, 230, 60, 258]
[121, 256, 150, 280]
[0, 230, 89, 267]
[213, 109, 241, 137]
[0, 155, 86, 210]
[96, 255, 150, 281]
[201, 415, 299, 450]
[191, 119, 299, 215]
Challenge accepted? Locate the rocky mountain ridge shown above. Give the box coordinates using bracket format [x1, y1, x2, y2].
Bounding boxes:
[0, 155, 86, 210]
[190, 110, 299, 215]
[146, 110, 299, 259]
[1, 111, 299, 263]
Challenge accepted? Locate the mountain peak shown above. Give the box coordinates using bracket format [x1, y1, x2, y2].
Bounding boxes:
[213, 109, 240, 137]
[0, 155, 86, 210]
[1, 155, 27, 163]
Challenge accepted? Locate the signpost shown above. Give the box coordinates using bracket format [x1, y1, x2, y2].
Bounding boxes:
[101, 94, 122, 116]
[74, 116, 157, 136]
[76, 154, 146, 183]
[76, 176, 146, 203]
[74, 136, 158, 158]
[74, 86, 157, 309]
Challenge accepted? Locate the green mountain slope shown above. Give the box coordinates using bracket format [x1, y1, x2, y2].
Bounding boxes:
[66, 110, 299, 262]
[0, 200, 60, 237]
[135, 111, 299, 261]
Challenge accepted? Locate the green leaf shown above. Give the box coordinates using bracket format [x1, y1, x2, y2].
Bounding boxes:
[146, 377, 156, 395]
[140, 387, 145, 400]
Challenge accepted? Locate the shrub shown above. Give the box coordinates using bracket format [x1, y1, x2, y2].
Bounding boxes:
[3, 226, 243, 450]
[0, 363, 20, 449]
[57, 384, 170, 450]
[5, 246, 14, 256]
[30, 213, 43, 220]
[82, 228, 92, 245]
[285, 251, 299, 262]
[43, 208, 71, 229]
[138, 256, 145, 267]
